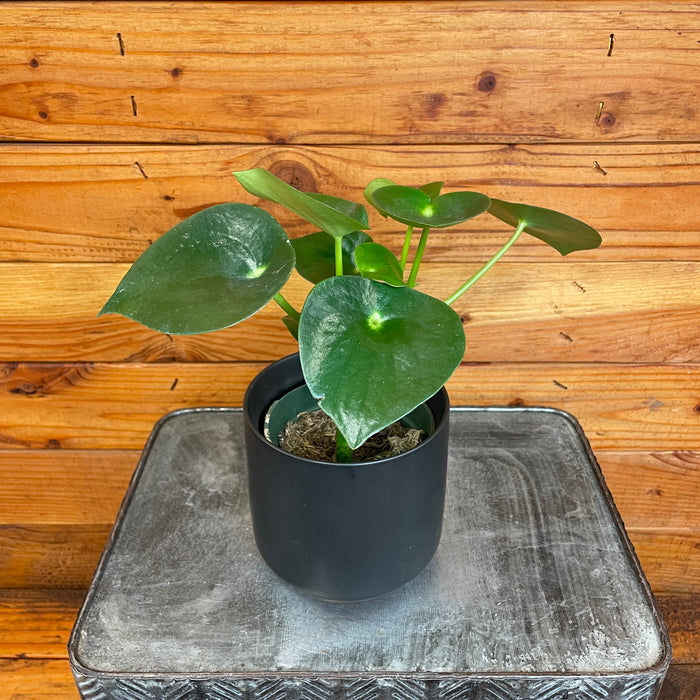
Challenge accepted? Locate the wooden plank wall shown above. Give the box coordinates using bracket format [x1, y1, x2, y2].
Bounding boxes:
[0, 1, 698, 697]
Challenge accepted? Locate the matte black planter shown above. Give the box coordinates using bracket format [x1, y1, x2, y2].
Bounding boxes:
[243, 353, 450, 602]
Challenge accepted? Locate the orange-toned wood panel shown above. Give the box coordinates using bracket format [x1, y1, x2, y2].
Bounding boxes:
[0, 362, 697, 451]
[0, 144, 698, 263]
[1, 261, 699, 363]
[0, 588, 84, 659]
[0, 451, 136, 525]
[0, 658, 81, 699]
[600, 451, 700, 532]
[0, 525, 109, 589]
[0, 2, 698, 144]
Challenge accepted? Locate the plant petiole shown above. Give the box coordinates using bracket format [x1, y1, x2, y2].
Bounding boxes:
[445, 220, 527, 306]
[335, 428, 354, 463]
[406, 227, 430, 288]
[400, 225, 414, 273]
[273, 292, 300, 320]
[335, 237, 344, 277]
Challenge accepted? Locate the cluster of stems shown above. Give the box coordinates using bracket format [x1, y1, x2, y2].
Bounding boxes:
[272, 219, 528, 462]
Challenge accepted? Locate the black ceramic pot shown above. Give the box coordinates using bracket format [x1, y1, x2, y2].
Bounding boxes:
[243, 353, 449, 602]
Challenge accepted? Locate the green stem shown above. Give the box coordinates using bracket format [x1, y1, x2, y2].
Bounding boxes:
[273, 292, 300, 320]
[406, 227, 430, 288]
[335, 428, 354, 463]
[335, 236, 344, 276]
[445, 221, 527, 306]
[400, 225, 414, 273]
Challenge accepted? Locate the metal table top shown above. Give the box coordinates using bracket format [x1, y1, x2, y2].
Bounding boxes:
[69, 407, 670, 699]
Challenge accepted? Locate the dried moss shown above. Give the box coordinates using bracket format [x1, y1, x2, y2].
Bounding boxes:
[278, 409, 424, 463]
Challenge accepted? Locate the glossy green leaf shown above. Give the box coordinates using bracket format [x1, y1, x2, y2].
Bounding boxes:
[419, 181, 444, 199]
[487, 199, 602, 255]
[99, 203, 295, 334]
[354, 242, 404, 286]
[291, 230, 372, 283]
[234, 168, 369, 240]
[307, 193, 369, 228]
[299, 276, 465, 449]
[370, 185, 491, 228]
[363, 178, 396, 217]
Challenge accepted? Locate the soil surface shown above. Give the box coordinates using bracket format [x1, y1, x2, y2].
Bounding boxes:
[278, 409, 424, 463]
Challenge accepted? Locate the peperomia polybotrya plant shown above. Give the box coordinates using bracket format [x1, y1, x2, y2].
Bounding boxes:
[100, 168, 601, 461]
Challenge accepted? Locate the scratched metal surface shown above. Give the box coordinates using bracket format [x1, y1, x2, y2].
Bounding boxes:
[69, 407, 670, 699]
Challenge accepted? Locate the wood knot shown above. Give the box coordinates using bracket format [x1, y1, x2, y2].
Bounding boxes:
[269, 161, 317, 193]
[597, 111, 617, 129]
[170, 67, 182, 79]
[477, 72, 497, 92]
[29, 58, 40, 69]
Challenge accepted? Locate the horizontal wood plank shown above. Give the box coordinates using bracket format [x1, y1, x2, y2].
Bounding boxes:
[1, 2, 698, 144]
[656, 594, 700, 664]
[0, 144, 698, 263]
[0, 525, 109, 589]
[0, 451, 137, 525]
[0, 362, 697, 451]
[0, 658, 80, 699]
[2, 260, 700, 363]
[599, 451, 700, 532]
[0, 588, 83, 659]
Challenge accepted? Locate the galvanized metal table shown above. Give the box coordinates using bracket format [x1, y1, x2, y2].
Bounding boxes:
[69, 407, 671, 700]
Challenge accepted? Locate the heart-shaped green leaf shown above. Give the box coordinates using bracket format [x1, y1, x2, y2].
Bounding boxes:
[99, 203, 295, 334]
[292, 230, 372, 283]
[299, 276, 465, 449]
[234, 168, 369, 240]
[488, 199, 602, 255]
[354, 242, 404, 286]
[370, 185, 491, 228]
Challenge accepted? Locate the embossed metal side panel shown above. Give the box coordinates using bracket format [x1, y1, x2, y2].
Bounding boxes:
[69, 408, 671, 700]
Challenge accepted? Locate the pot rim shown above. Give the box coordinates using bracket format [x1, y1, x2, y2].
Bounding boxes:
[243, 354, 450, 469]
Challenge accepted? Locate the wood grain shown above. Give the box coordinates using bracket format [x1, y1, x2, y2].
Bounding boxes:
[599, 451, 700, 531]
[0, 451, 137, 525]
[0, 658, 80, 699]
[0, 143, 698, 263]
[0, 525, 109, 588]
[0, 588, 83, 659]
[0, 361, 698, 451]
[1, 2, 698, 144]
[2, 260, 700, 363]
[656, 594, 700, 664]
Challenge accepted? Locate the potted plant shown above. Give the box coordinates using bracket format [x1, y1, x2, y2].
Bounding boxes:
[100, 167, 601, 601]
